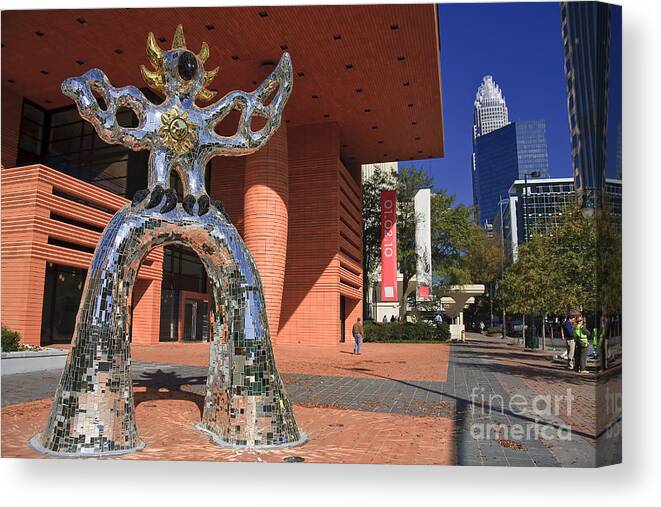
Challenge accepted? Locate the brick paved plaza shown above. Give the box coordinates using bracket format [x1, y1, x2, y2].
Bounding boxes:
[1, 334, 621, 466]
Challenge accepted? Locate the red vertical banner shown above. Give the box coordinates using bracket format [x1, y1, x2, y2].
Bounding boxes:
[380, 191, 398, 302]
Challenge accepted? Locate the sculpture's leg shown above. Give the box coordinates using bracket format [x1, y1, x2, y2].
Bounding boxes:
[31, 206, 145, 456]
[181, 160, 211, 216]
[32, 203, 304, 456]
[133, 151, 178, 212]
[197, 210, 306, 448]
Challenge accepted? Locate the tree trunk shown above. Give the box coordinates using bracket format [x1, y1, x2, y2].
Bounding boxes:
[542, 313, 547, 351]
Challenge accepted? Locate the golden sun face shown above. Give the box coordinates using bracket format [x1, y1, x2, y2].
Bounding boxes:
[158, 108, 197, 155]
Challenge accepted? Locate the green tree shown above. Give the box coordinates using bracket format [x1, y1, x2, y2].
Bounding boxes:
[500, 203, 606, 345]
[429, 191, 474, 285]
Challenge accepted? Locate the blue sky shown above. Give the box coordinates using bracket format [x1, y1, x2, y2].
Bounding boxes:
[403, 2, 622, 207]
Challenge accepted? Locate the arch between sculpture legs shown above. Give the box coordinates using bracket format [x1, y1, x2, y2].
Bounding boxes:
[30, 204, 305, 457]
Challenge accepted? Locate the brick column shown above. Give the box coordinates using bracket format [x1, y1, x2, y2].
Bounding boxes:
[243, 124, 289, 340]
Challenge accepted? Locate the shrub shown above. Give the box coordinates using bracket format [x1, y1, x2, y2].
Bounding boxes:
[365, 321, 450, 343]
[486, 326, 503, 336]
[1, 326, 21, 352]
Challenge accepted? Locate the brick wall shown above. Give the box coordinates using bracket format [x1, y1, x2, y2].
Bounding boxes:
[207, 122, 365, 346]
[244, 124, 289, 340]
[278, 123, 342, 345]
[1, 165, 162, 345]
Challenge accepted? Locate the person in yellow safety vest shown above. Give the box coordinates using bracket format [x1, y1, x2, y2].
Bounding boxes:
[574, 315, 590, 374]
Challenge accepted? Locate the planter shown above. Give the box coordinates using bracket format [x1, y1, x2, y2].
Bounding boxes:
[1, 348, 68, 375]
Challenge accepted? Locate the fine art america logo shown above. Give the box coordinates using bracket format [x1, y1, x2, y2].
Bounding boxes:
[469, 387, 575, 442]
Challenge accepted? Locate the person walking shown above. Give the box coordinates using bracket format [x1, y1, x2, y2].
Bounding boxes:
[479, 321, 485, 334]
[390, 315, 396, 323]
[574, 315, 590, 374]
[352, 317, 364, 355]
[382, 315, 388, 324]
[562, 315, 576, 370]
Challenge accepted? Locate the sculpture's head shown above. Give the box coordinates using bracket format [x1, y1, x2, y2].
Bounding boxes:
[140, 25, 218, 103]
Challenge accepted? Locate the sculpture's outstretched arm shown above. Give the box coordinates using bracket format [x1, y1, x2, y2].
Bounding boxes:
[62, 69, 154, 150]
[200, 52, 293, 156]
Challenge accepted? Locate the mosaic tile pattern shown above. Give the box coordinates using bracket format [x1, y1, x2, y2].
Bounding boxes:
[34, 203, 303, 456]
[32, 25, 302, 456]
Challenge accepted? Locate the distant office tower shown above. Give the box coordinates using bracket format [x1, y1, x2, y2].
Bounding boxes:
[474, 120, 550, 225]
[561, 1, 611, 211]
[472, 75, 510, 210]
[493, 177, 622, 260]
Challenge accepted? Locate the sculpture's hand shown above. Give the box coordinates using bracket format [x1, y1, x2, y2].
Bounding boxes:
[200, 52, 293, 157]
[62, 69, 154, 150]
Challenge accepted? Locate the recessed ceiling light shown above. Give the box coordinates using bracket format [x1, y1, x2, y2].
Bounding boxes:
[231, 55, 240, 60]
[418, 150, 423, 154]
[312, 95, 319, 99]
[259, 11, 268, 18]
[355, 88, 363, 93]
[206, 24, 215, 31]
[403, 81, 410, 87]
[371, 125, 378, 129]
[115, 48, 124, 55]
[76, 59, 85, 65]
[345, 63, 353, 69]
[40, 70, 49, 75]
[364, 108, 371, 113]
[408, 103, 414, 107]
[323, 113, 330, 118]
[333, 34, 342, 40]
[390, 23, 399, 30]
[158, 36, 167, 43]
[412, 121, 417, 125]
[76, 17, 86, 24]
[297, 72, 305, 77]
[377, 140, 383, 144]
[280, 44, 288, 50]
[35, 31, 45, 37]
[415, 137, 421, 140]
[398, 56, 405, 61]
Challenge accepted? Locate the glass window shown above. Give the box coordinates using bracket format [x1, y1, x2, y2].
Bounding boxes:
[18, 101, 46, 159]
[40, 263, 87, 344]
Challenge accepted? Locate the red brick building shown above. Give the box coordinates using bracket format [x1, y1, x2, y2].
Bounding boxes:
[0, 6, 444, 346]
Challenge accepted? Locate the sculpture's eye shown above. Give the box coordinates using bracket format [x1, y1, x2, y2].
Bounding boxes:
[177, 51, 198, 81]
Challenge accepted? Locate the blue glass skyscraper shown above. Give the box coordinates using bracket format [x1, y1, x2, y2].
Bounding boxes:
[474, 120, 550, 225]
[561, 1, 611, 212]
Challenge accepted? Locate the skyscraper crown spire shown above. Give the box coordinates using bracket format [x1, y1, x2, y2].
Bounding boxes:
[473, 75, 509, 138]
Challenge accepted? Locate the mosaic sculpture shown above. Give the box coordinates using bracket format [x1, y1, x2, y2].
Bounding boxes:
[30, 25, 305, 456]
